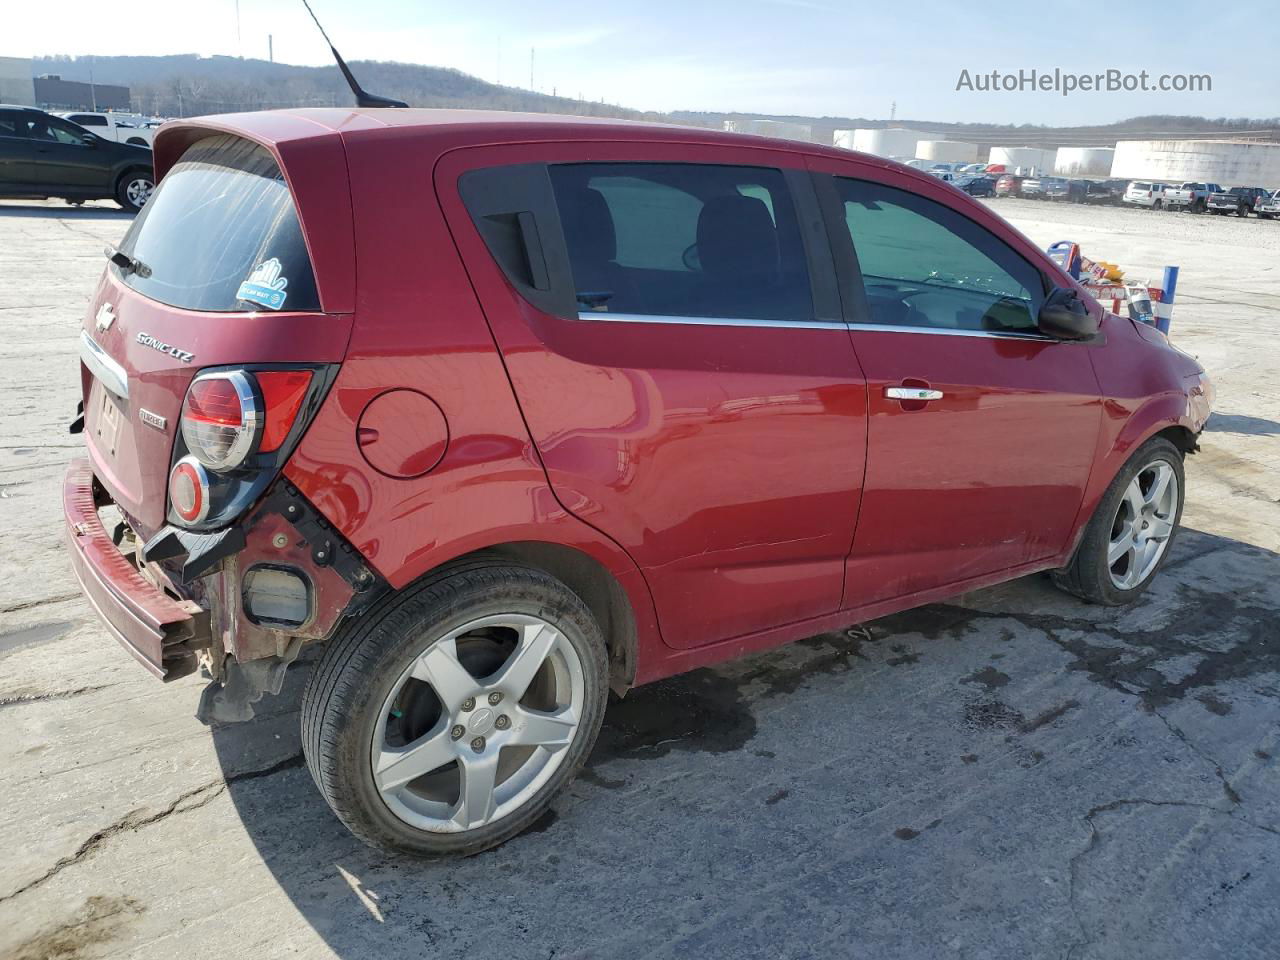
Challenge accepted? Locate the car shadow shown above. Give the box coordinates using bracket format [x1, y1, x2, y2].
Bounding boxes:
[1205, 412, 1280, 437]
[0, 202, 133, 219]
[209, 525, 1280, 958]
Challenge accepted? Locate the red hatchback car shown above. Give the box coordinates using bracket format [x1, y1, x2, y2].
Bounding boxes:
[65, 109, 1212, 856]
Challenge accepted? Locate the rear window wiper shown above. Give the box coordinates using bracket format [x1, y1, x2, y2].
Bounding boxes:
[104, 244, 152, 279]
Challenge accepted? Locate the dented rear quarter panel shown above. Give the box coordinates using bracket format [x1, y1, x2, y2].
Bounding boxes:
[278, 125, 664, 666]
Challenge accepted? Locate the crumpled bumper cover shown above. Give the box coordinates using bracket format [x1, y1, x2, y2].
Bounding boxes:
[63, 458, 209, 680]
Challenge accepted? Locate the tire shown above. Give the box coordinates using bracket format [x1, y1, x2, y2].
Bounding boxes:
[302, 560, 609, 857]
[1052, 436, 1184, 605]
[114, 169, 154, 212]
[1152, 199, 1163, 210]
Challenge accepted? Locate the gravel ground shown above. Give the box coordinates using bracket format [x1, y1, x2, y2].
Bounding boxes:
[1, 196, 1278, 960]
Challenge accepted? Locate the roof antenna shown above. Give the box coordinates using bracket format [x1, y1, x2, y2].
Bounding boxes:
[300, 0, 408, 108]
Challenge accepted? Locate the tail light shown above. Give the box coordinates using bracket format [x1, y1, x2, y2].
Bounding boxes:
[182, 371, 261, 471]
[169, 456, 211, 523]
[169, 366, 323, 530]
[181, 369, 313, 471]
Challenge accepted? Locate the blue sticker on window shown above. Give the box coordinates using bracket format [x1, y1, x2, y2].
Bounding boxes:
[236, 257, 289, 310]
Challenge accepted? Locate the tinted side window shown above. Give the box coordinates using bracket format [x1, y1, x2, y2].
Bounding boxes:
[0, 114, 25, 138]
[44, 119, 86, 145]
[836, 178, 1046, 333]
[117, 134, 320, 313]
[549, 163, 813, 322]
[70, 115, 108, 127]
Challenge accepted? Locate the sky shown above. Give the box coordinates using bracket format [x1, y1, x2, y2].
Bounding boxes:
[5, 0, 1275, 125]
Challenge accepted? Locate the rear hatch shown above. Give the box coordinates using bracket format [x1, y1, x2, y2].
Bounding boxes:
[79, 132, 353, 537]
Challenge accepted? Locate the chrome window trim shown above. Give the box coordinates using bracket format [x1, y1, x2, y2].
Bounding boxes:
[846, 322, 1054, 342]
[79, 330, 130, 401]
[575, 311, 847, 331]
[575, 311, 1055, 341]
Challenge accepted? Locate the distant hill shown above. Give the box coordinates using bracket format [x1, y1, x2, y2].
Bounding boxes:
[32, 54, 672, 123]
[31, 55, 1280, 148]
[673, 112, 1280, 149]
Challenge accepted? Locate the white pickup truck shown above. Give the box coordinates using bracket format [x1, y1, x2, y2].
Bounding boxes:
[1256, 190, 1280, 220]
[55, 112, 154, 147]
[1162, 181, 1223, 213]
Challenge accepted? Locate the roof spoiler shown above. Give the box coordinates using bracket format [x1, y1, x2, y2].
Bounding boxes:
[300, 0, 408, 108]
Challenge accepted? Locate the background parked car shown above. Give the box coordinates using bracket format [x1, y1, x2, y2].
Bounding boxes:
[956, 174, 996, 197]
[1256, 190, 1280, 220]
[995, 174, 1024, 197]
[1163, 182, 1222, 213]
[1020, 176, 1048, 198]
[1041, 176, 1070, 200]
[54, 112, 155, 147]
[1207, 186, 1269, 216]
[1123, 181, 1168, 209]
[1084, 179, 1129, 205]
[0, 104, 154, 211]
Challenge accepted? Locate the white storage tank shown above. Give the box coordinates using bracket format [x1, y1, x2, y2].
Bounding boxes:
[989, 147, 1055, 173]
[1111, 140, 1280, 185]
[915, 140, 979, 163]
[723, 118, 813, 142]
[837, 127, 924, 158]
[1055, 147, 1116, 177]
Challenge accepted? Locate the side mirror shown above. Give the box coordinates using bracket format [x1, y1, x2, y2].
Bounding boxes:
[82, 133, 98, 146]
[1037, 286, 1098, 340]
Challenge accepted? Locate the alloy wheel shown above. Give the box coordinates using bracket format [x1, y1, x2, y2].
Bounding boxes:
[1107, 459, 1178, 590]
[126, 177, 154, 207]
[370, 614, 585, 834]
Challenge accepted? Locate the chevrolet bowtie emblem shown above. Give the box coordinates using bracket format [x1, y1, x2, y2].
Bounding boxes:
[95, 302, 116, 333]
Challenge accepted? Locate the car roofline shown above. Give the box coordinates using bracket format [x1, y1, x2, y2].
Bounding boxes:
[152, 106, 937, 187]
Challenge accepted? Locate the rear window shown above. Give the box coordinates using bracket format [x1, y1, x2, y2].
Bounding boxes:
[116, 135, 320, 313]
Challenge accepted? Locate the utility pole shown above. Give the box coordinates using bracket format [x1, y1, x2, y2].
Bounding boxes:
[235, 0, 242, 57]
[268, 34, 274, 63]
[530, 47, 534, 91]
[890, 100, 896, 122]
[89, 56, 97, 111]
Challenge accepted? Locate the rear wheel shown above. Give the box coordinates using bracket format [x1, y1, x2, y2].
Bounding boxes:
[302, 562, 609, 857]
[1152, 199, 1163, 210]
[1052, 436, 1184, 605]
[115, 170, 154, 212]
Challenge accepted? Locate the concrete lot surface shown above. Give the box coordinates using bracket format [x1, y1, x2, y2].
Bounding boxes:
[1, 197, 1278, 960]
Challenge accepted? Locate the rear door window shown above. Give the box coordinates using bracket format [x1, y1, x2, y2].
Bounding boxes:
[548, 163, 813, 322]
[115, 134, 320, 313]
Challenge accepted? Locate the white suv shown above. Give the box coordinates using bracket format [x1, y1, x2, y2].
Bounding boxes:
[1123, 181, 1168, 209]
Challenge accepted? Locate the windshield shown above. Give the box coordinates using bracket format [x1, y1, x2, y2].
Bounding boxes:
[116, 134, 320, 313]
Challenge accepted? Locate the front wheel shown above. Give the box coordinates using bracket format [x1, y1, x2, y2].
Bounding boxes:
[1052, 436, 1184, 605]
[302, 561, 609, 857]
[115, 170, 154, 212]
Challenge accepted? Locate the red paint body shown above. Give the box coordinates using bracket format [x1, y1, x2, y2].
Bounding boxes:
[66, 109, 1211, 687]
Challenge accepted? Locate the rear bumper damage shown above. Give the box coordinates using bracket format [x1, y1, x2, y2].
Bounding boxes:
[63, 457, 210, 680]
[65, 457, 387, 722]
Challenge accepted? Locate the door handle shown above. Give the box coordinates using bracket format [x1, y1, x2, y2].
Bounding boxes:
[885, 386, 943, 401]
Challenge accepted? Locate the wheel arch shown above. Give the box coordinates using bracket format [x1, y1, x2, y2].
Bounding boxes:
[113, 163, 154, 191]
[412, 540, 641, 697]
[1064, 397, 1197, 567]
